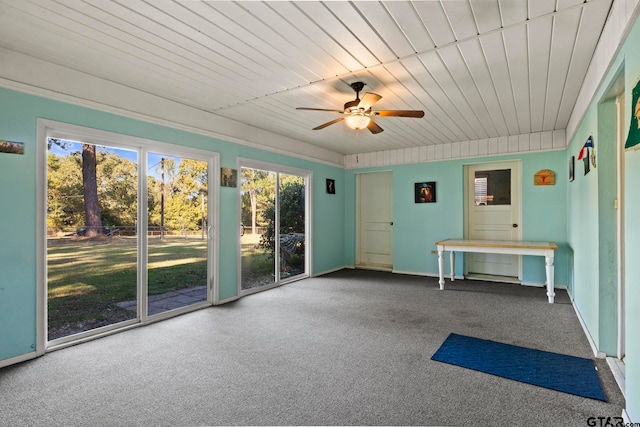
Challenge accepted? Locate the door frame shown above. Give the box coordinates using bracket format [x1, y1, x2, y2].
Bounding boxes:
[36, 119, 219, 353]
[355, 170, 393, 270]
[463, 160, 522, 279]
[616, 92, 626, 361]
[237, 158, 312, 297]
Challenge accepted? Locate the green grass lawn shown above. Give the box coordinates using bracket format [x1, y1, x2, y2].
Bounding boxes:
[47, 235, 275, 339]
[47, 236, 208, 339]
[241, 244, 275, 290]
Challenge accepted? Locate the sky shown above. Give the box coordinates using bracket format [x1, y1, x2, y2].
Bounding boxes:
[48, 138, 179, 178]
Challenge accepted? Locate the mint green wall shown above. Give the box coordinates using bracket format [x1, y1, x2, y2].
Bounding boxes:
[568, 96, 622, 357]
[344, 150, 568, 285]
[597, 99, 619, 356]
[567, 12, 640, 421]
[620, 14, 640, 423]
[0, 87, 345, 361]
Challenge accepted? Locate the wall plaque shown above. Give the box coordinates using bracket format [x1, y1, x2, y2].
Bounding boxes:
[534, 169, 555, 186]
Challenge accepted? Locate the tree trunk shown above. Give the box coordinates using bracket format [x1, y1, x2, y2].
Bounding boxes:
[82, 144, 103, 236]
[250, 189, 257, 234]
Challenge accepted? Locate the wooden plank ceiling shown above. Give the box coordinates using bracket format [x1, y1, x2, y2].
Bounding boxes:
[0, 0, 613, 155]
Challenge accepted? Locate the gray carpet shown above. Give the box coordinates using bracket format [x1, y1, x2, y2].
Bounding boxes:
[0, 270, 625, 426]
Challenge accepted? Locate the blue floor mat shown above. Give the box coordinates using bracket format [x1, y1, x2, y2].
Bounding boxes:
[431, 333, 607, 401]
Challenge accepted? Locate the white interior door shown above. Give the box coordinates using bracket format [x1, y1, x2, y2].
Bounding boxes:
[357, 172, 393, 270]
[466, 161, 521, 278]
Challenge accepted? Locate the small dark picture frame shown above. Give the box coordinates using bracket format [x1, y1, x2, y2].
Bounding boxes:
[569, 156, 575, 182]
[326, 179, 336, 194]
[221, 168, 237, 187]
[415, 181, 436, 203]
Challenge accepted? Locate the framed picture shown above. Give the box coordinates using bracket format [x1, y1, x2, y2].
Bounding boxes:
[221, 168, 237, 187]
[326, 178, 336, 194]
[415, 182, 436, 203]
[0, 140, 24, 155]
[569, 156, 575, 182]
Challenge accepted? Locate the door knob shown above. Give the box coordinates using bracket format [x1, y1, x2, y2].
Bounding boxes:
[512, 224, 518, 228]
[390, 222, 394, 226]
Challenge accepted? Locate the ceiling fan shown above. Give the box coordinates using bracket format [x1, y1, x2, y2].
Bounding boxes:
[296, 82, 424, 134]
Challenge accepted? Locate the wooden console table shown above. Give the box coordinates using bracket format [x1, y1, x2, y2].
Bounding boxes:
[434, 239, 558, 303]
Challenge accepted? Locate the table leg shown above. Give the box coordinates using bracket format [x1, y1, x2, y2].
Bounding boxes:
[437, 248, 445, 290]
[450, 251, 455, 281]
[545, 252, 555, 303]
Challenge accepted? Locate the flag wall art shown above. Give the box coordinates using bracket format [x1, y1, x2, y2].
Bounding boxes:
[625, 77, 640, 150]
[578, 135, 596, 175]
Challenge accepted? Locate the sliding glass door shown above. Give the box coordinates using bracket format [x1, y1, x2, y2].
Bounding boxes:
[47, 139, 138, 340]
[146, 153, 209, 316]
[279, 173, 306, 279]
[239, 160, 309, 293]
[43, 122, 217, 346]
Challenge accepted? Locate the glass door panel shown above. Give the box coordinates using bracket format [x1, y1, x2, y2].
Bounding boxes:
[47, 139, 138, 340]
[146, 153, 209, 315]
[240, 167, 276, 290]
[279, 174, 305, 279]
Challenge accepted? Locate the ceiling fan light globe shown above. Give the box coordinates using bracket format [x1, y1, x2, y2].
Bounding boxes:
[345, 115, 371, 130]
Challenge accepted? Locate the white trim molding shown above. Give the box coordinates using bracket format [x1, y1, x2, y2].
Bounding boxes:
[0, 47, 344, 168]
[567, 0, 640, 142]
[343, 131, 565, 169]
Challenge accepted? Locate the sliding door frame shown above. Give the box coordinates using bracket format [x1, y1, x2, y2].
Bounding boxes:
[36, 119, 219, 353]
[237, 158, 312, 297]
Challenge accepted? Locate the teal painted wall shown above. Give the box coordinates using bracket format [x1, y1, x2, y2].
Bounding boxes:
[0, 87, 345, 361]
[597, 99, 619, 356]
[567, 104, 601, 345]
[620, 14, 640, 423]
[567, 11, 640, 421]
[344, 150, 568, 285]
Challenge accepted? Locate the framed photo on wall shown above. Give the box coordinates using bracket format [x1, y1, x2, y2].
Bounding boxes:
[569, 156, 575, 182]
[221, 168, 237, 187]
[326, 178, 335, 194]
[415, 182, 436, 203]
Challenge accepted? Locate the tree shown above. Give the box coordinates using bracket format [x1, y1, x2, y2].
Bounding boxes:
[47, 151, 84, 229]
[147, 157, 208, 233]
[260, 177, 305, 256]
[240, 168, 275, 234]
[47, 140, 137, 232]
[48, 139, 103, 236]
[81, 144, 104, 236]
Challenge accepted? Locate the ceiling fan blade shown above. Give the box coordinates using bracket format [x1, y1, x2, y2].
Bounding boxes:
[357, 92, 382, 110]
[367, 119, 384, 134]
[312, 117, 345, 130]
[374, 110, 425, 118]
[296, 107, 344, 113]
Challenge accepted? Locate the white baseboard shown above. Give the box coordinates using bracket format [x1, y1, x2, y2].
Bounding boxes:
[569, 292, 602, 358]
[606, 357, 626, 398]
[0, 351, 37, 369]
[313, 266, 351, 276]
[391, 269, 430, 277]
[391, 269, 465, 280]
